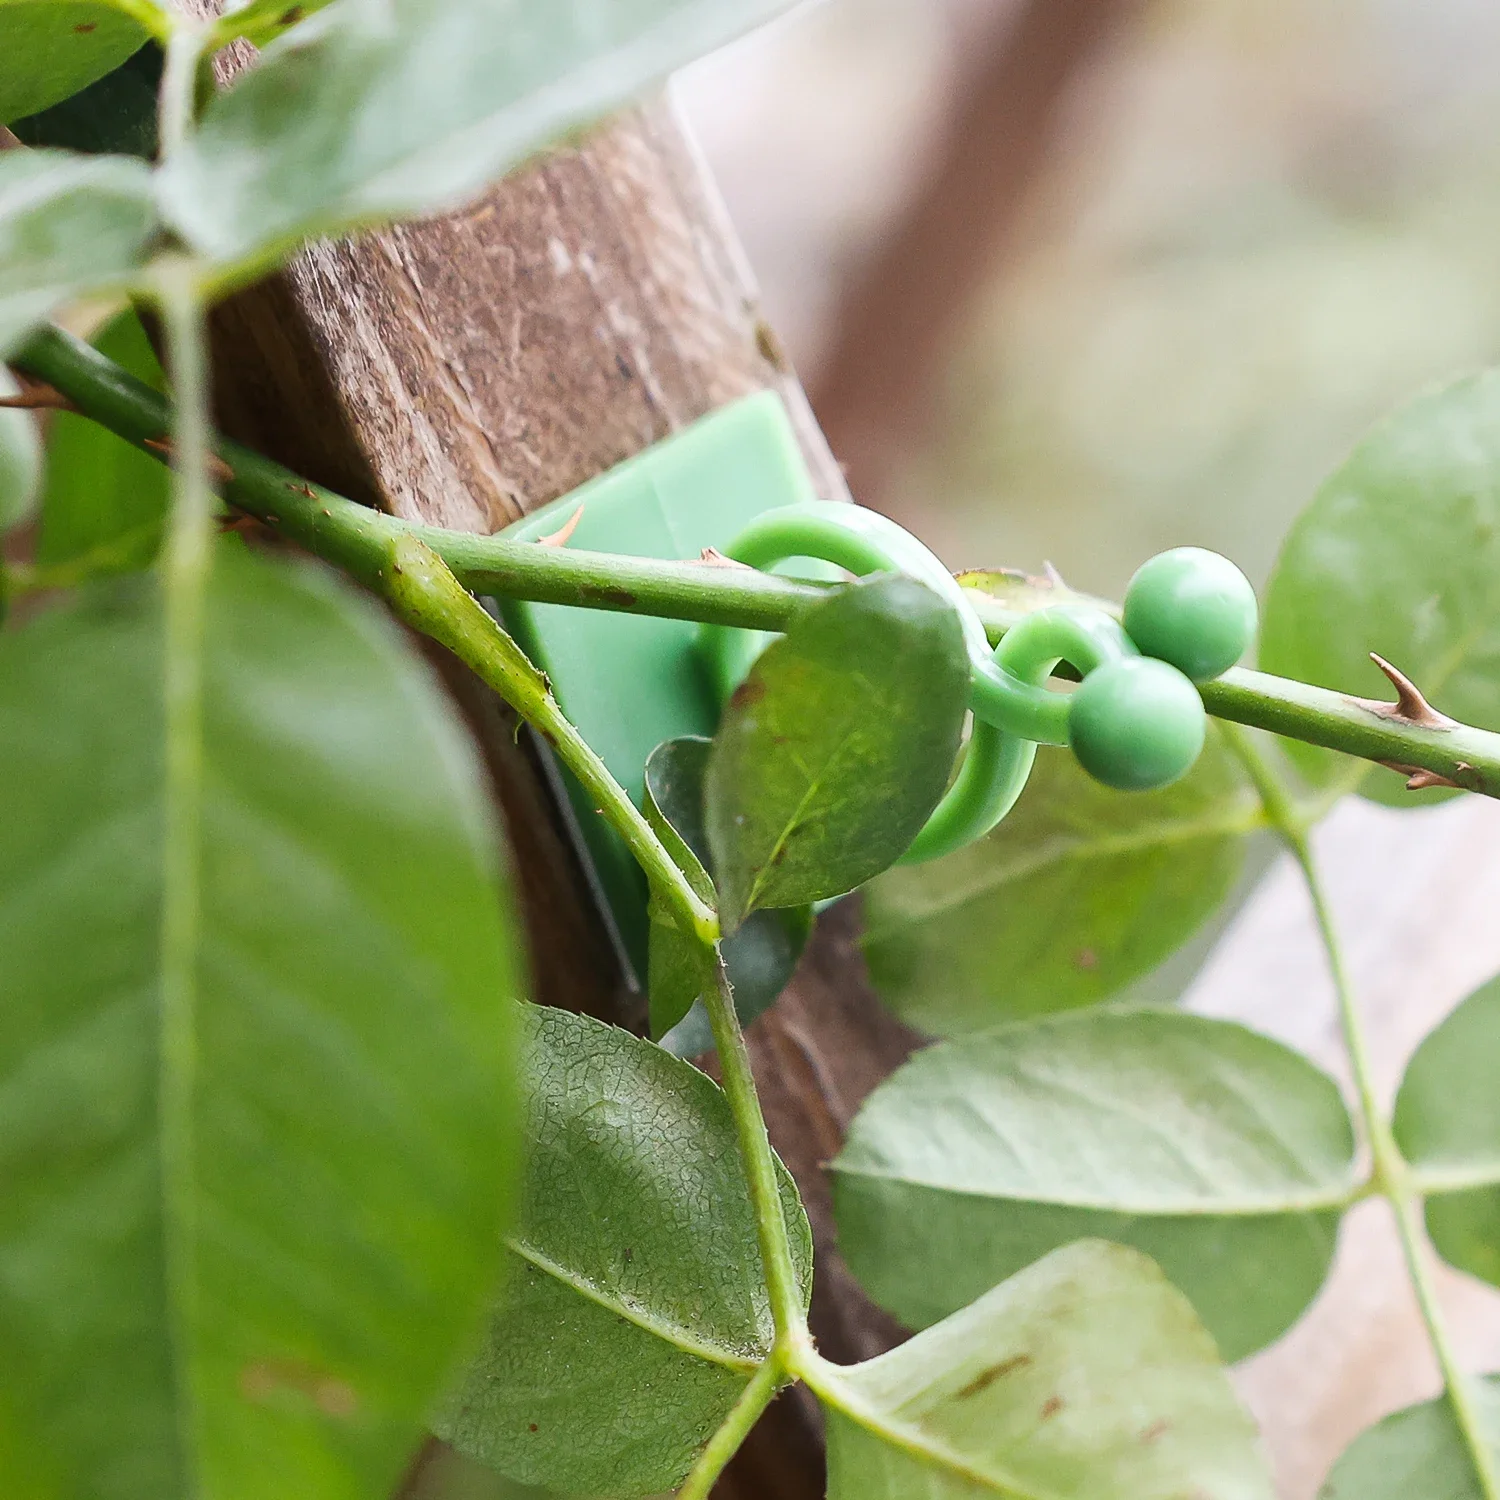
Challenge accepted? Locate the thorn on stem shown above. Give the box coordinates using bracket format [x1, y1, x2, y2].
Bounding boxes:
[216, 512, 268, 538]
[0, 381, 77, 412]
[144, 437, 235, 486]
[536, 506, 583, 548]
[698, 547, 755, 571]
[1379, 760, 1470, 792]
[1354, 653, 1455, 729]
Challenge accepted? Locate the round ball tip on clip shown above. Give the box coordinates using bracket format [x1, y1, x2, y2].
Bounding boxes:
[1068, 657, 1206, 791]
[1124, 546, 1257, 683]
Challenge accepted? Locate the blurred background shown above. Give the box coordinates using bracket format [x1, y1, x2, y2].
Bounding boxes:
[675, 2, 1500, 1496]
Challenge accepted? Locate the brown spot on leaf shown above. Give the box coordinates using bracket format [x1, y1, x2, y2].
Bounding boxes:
[240, 1359, 358, 1418]
[315, 1379, 358, 1417]
[74, 20, 97, 31]
[1074, 948, 1098, 971]
[956, 1354, 1031, 1399]
[278, 4, 304, 22]
[528, 1423, 539, 1433]
[729, 678, 766, 711]
[1140, 1418, 1171, 1445]
[1039, 1395, 1064, 1421]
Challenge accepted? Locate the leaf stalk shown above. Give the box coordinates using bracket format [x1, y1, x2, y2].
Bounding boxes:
[1223, 723, 1500, 1499]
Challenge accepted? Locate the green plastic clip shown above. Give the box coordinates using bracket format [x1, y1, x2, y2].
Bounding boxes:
[495, 391, 826, 983]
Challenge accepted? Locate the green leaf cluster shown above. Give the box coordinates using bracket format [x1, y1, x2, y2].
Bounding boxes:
[835, 368, 1500, 1496]
[10, 7, 1500, 1497]
[0, 0, 804, 358]
[816, 1240, 1271, 1500]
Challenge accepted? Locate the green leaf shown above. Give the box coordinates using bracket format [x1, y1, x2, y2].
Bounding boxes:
[861, 729, 1259, 1036]
[0, 149, 158, 356]
[0, 1, 152, 126]
[1261, 370, 1500, 807]
[10, 40, 162, 159]
[0, 546, 522, 1500]
[35, 307, 170, 575]
[156, 0, 799, 272]
[436, 1005, 812, 1497]
[1393, 973, 1500, 1287]
[642, 736, 810, 1051]
[641, 735, 719, 1039]
[212, 0, 337, 48]
[0, 369, 42, 531]
[705, 574, 969, 930]
[814, 1239, 1272, 1500]
[833, 1009, 1358, 1363]
[1319, 1383, 1500, 1500]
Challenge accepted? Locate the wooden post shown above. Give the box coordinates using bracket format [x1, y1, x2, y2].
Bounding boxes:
[202, 99, 921, 1496]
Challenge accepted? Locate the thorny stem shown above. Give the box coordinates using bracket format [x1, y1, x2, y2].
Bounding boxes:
[379, 537, 716, 947]
[1222, 724, 1500, 1498]
[15, 322, 1500, 801]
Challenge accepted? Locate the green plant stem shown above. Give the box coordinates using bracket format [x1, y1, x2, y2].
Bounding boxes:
[1223, 723, 1500, 1498]
[379, 536, 716, 946]
[158, 23, 208, 160]
[671, 959, 810, 1496]
[152, 262, 213, 1495]
[675, 1350, 786, 1500]
[384, 538, 802, 1489]
[704, 957, 805, 1343]
[15, 321, 1500, 799]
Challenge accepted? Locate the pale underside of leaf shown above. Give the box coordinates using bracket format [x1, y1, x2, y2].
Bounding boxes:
[816, 1240, 1271, 1500]
[833, 1010, 1358, 1360]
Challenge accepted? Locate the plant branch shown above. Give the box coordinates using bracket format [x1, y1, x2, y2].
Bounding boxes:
[1223, 724, 1500, 1498]
[379, 536, 717, 947]
[703, 957, 806, 1346]
[676, 1351, 786, 1500]
[14, 322, 1500, 800]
